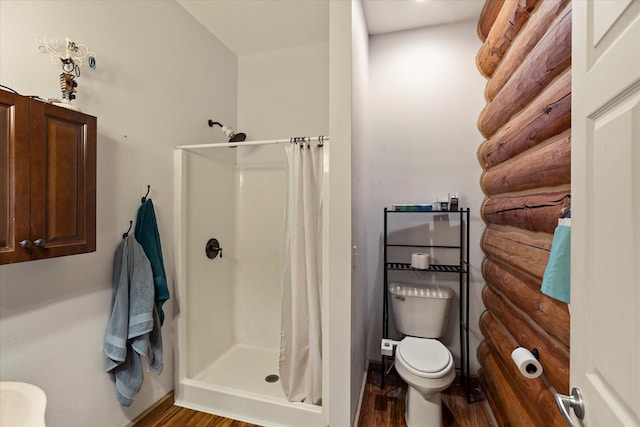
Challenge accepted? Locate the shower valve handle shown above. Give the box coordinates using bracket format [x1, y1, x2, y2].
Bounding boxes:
[206, 238, 222, 259]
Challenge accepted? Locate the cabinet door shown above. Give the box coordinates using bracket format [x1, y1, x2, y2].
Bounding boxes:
[29, 100, 96, 259]
[0, 90, 31, 264]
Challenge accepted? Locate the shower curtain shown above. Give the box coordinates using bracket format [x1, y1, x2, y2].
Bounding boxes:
[279, 142, 323, 405]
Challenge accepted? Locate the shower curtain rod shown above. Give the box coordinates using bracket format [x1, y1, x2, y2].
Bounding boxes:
[176, 135, 329, 150]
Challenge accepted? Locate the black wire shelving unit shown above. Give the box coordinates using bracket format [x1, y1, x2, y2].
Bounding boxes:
[382, 207, 471, 402]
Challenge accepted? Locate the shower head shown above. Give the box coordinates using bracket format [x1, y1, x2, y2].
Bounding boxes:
[229, 132, 246, 142]
[208, 120, 246, 144]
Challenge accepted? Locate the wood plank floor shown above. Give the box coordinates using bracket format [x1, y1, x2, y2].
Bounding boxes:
[142, 405, 258, 427]
[357, 363, 495, 427]
[140, 364, 495, 426]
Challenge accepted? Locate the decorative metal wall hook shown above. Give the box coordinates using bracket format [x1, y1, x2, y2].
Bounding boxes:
[122, 220, 133, 239]
[141, 185, 150, 203]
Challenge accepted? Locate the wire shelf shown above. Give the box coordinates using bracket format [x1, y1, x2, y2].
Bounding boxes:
[385, 263, 463, 273]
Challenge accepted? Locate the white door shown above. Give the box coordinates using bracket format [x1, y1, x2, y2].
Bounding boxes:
[571, 0, 640, 425]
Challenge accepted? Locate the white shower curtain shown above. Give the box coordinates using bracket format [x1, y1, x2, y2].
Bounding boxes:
[279, 142, 323, 405]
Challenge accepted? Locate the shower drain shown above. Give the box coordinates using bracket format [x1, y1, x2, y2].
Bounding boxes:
[265, 374, 280, 383]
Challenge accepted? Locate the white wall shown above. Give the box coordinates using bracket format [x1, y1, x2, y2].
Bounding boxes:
[0, 1, 237, 425]
[360, 20, 487, 373]
[238, 43, 329, 141]
[184, 39, 333, 360]
[235, 164, 285, 348]
[350, 0, 370, 424]
[235, 43, 329, 349]
[184, 149, 237, 377]
[327, 1, 353, 425]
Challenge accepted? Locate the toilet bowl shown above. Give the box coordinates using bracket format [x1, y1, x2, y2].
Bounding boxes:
[388, 283, 455, 427]
[394, 337, 456, 427]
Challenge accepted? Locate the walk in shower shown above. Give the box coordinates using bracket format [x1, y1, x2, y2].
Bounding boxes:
[173, 140, 326, 426]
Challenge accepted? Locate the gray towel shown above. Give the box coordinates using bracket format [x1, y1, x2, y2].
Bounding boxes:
[104, 236, 163, 407]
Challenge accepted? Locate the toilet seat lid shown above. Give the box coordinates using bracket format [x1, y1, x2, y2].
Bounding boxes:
[397, 337, 452, 374]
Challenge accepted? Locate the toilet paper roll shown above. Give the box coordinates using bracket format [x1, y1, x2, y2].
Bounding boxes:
[411, 253, 430, 270]
[511, 347, 543, 379]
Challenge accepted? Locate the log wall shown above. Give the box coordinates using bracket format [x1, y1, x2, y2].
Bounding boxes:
[475, 1, 571, 425]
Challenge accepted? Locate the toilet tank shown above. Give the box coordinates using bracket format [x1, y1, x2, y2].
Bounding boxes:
[389, 283, 454, 338]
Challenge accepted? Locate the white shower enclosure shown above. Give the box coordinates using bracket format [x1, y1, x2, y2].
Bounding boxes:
[173, 144, 325, 426]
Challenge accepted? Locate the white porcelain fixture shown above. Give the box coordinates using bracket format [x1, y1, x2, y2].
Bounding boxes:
[0, 381, 47, 427]
[389, 282, 455, 427]
[173, 146, 325, 426]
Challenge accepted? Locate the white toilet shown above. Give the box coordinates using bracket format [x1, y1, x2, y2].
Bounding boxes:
[389, 282, 456, 427]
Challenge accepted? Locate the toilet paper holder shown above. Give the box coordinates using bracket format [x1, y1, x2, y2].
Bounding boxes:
[511, 347, 543, 379]
[530, 348, 540, 360]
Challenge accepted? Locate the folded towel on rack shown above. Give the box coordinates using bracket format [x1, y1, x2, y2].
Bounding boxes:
[541, 217, 571, 304]
[104, 236, 163, 407]
[135, 199, 170, 325]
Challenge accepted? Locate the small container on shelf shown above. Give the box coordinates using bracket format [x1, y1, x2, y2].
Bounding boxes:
[450, 192, 460, 211]
[392, 204, 432, 211]
[434, 195, 450, 211]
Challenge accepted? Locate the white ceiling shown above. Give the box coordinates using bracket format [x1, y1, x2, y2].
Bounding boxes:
[177, 0, 484, 56]
[362, 0, 484, 36]
[176, 0, 330, 56]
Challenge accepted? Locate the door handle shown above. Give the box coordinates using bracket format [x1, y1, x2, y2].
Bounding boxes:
[34, 238, 46, 248]
[554, 387, 585, 426]
[19, 240, 32, 249]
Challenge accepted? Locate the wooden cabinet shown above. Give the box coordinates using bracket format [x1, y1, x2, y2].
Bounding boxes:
[0, 90, 96, 264]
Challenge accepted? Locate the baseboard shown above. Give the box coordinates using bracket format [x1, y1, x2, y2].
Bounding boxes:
[353, 360, 369, 425]
[129, 391, 174, 426]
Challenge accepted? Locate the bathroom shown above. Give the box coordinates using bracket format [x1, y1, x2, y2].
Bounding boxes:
[0, 1, 480, 422]
[1, 0, 636, 426]
[0, 1, 540, 425]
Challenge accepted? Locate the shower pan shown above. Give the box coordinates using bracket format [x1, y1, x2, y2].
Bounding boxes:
[173, 142, 325, 426]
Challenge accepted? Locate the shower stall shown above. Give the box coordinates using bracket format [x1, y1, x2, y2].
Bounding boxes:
[173, 141, 326, 426]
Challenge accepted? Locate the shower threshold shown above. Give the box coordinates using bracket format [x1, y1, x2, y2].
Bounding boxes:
[177, 344, 324, 427]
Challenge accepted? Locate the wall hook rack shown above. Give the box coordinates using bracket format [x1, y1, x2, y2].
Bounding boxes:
[122, 220, 133, 239]
[141, 185, 150, 203]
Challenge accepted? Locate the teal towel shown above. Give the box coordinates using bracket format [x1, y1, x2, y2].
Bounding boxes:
[135, 199, 170, 325]
[541, 217, 571, 303]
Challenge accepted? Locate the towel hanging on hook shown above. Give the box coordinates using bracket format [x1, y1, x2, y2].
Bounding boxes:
[134, 197, 169, 325]
[141, 185, 151, 204]
[122, 220, 133, 239]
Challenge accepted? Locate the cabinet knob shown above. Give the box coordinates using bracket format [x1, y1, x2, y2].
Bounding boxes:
[19, 240, 32, 249]
[34, 239, 46, 248]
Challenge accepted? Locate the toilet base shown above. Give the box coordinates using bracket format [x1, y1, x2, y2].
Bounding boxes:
[405, 387, 443, 427]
